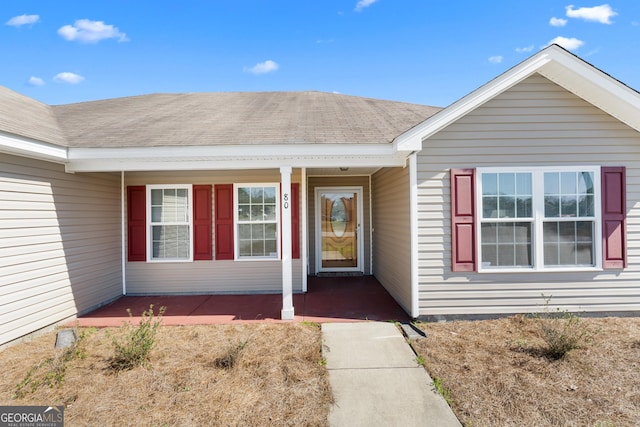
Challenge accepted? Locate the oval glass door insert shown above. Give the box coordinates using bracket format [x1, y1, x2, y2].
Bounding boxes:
[330, 198, 347, 237]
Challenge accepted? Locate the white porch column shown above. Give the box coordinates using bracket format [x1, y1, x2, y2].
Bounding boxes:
[121, 171, 126, 295]
[301, 167, 308, 292]
[280, 166, 295, 320]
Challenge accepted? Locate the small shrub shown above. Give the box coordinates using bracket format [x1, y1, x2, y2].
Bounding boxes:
[109, 305, 166, 371]
[13, 328, 89, 398]
[536, 296, 597, 359]
[213, 340, 247, 369]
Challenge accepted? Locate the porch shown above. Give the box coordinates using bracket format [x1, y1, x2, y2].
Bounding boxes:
[72, 276, 410, 327]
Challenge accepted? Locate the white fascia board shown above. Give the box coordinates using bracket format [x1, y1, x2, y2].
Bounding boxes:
[68, 143, 394, 159]
[538, 49, 640, 132]
[67, 144, 406, 172]
[394, 48, 558, 151]
[65, 143, 405, 172]
[66, 155, 408, 172]
[0, 131, 68, 163]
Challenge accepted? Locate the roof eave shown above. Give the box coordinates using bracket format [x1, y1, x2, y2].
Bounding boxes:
[394, 44, 640, 152]
[537, 50, 640, 131]
[65, 143, 408, 172]
[0, 131, 68, 163]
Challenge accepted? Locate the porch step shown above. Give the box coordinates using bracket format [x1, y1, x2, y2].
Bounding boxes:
[316, 272, 364, 278]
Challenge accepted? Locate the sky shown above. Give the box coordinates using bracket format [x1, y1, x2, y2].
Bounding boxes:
[2, 1, 640, 107]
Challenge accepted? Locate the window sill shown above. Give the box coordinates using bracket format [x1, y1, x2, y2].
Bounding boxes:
[478, 266, 603, 273]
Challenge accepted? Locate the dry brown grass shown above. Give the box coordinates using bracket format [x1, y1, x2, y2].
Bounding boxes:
[1, 323, 332, 427]
[412, 316, 640, 427]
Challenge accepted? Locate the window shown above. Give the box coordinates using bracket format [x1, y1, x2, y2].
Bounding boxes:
[147, 185, 193, 261]
[480, 172, 533, 268]
[235, 184, 279, 259]
[477, 167, 601, 271]
[542, 172, 595, 267]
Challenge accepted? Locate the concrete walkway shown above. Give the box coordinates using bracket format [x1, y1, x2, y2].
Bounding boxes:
[322, 322, 461, 427]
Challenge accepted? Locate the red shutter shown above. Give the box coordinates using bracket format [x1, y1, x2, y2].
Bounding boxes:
[127, 185, 146, 262]
[601, 167, 627, 269]
[215, 184, 234, 260]
[450, 169, 476, 272]
[291, 183, 300, 259]
[193, 185, 213, 260]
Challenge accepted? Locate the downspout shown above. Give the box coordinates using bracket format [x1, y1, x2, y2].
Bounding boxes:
[121, 171, 126, 295]
[408, 153, 419, 318]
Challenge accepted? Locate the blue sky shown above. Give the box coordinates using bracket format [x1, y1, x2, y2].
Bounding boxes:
[3, 1, 640, 107]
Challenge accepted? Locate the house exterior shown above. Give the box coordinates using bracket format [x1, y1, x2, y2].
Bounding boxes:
[2, 45, 640, 347]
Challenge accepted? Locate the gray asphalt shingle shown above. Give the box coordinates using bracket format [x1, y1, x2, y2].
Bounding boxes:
[0, 86, 67, 146]
[52, 91, 441, 147]
[1, 88, 442, 148]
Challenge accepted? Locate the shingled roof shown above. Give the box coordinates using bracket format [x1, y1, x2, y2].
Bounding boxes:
[0, 86, 67, 146]
[51, 91, 441, 148]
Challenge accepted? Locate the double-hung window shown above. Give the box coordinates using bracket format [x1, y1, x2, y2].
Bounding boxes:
[477, 167, 601, 271]
[480, 172, 533, 268]
[147, 185, 193, 262]
[235, 184, 279, 259]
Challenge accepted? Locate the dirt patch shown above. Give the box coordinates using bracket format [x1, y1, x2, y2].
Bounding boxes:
[412, 316, 640, 426]
[1, 323, 332, 426]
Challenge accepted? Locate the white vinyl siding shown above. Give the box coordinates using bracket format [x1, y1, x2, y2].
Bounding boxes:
[125, 169, 303, 294]
[0, 153, 122, 346]
[371, 166, 412, 312]
[416, 74, 640, 317]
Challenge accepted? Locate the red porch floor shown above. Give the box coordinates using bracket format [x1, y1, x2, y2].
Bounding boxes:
[72, 276, 410, 327]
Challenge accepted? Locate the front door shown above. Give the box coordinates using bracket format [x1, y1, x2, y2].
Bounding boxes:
[316, 187, 363, 273]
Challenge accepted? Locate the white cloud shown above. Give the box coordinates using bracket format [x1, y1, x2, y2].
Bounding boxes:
[355, 0, 378, 12]
[244, 60, 279, 75]
[566, 4, 617, 24]
[584, 48, 600, 57]
[515, 45, 535, 53]
[546, 36, 585, 51]
[550, 17, 568, 27]
[58, 19, 128, 43]
[6, 14, 40, 27]
[488, 56, 503, 64]
[53, 72, 85, 84]
[28, 76, 45, 86]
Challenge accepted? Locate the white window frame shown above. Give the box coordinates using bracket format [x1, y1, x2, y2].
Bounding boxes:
[233, 183, 280, 261]
[146, 184, 193, 263]
[476, 166, 602, 273]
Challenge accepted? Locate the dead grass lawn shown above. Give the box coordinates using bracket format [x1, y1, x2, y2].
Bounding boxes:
[413, 316, 640, 427]
[0, 323, 332, 427]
